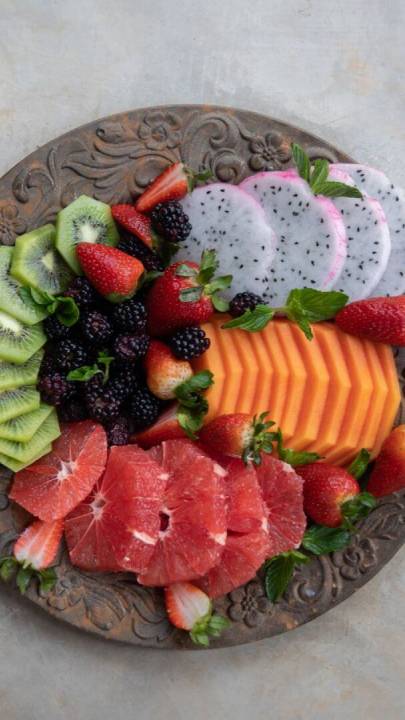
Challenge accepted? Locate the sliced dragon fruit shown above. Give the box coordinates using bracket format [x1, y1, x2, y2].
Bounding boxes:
[333, 164, 405, 296]
[177, 183, 277, 299]
[326, 166, 391, 300]
[240, 170, 347, 305]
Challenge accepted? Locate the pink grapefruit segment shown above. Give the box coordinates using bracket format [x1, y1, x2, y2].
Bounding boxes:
[9, 421, 108, 522]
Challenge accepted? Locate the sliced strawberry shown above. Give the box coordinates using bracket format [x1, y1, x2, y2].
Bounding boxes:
[9, 421, 107, 521]
[135, 163, 191, 213]
[14, 518, 63, 570]
[164, 581, 229, 646]
[145, 340, 193, 400]
[111, 204, 156, 249]
[76, 243, 144, 302]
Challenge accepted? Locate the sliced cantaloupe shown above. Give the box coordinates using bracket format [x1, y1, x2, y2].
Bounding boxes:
[193, 315, 401, 466]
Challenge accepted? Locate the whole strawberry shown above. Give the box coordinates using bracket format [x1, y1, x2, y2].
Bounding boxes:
[367, 425, 405, 497]
[297, 463, 360, 527]
[145, 340, 193, 400]
[76, 243, 144, 303]
[335, 295, 405, 345]
[199, 412, 277, 464]
[146, 250, 232, 336]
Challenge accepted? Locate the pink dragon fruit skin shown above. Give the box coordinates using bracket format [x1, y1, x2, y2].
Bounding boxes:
[326, 166, 391, 300]
[333, 164, 404, 296]
[240, 170, 347, 305]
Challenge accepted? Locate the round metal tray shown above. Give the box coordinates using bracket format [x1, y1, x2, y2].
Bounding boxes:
[1, 105, 404, 648]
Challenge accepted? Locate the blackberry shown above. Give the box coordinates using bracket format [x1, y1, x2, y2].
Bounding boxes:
[58, 395, 88, 423]
[111, 298, 147, 333]
[229, 292, 263, 317]
[39, 353, 56, 378]
[64, 277, 97, 309]
[151, 202, 192, 243]
[169, 326, 210, 360]
[85, 384, 121, 424]
[80, 310, 113, 346]
[129, 386, 161, 430]
[114, 333, 150, 361]
[38, 372, 75, 406]
[43, 315, 72, 341]
[118, 231, 164, 272]
[54, 339, 89, 373]
[105, 416, 130, 446]
[110, 368, 138, 402]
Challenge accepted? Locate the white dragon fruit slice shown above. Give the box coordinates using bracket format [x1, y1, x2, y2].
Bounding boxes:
[177, 183, 277, 299]
[326, 166, 391, 300]
[333, 163, 405, 296]
[240, 170, 347, 305]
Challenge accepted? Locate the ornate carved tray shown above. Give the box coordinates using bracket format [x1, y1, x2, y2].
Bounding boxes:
[1, 105, 405, 649]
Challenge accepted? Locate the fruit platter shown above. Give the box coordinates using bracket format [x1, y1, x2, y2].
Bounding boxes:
[0, 105, 405, 649]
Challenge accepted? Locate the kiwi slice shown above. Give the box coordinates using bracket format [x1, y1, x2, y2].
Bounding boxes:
[0, 409, 60, 462]
[56, 195, 119, 274]
[11, 224, 73, 295]
[0, 403, 53, 443]
[0, 310, 46, 363]
[0, 443, 52, 472]
[0, 247, 48, 325]
[0, 349, 44, 391]
[0, 386, 40, 423]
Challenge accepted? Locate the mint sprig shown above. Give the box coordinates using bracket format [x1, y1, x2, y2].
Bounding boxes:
[222, 288, 348, 340]
[0, 556, 57, 595]
[174, 370, 214, 439]
[177, 250, 232, 312]
[67, 351, 114, 384]
[301, 525, 352, 555]
[291, 143, 363, 198]
[264, 551, 310, 603]
[19, 287, 79, 327]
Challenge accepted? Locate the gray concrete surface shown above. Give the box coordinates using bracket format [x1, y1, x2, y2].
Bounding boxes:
[1, 1, 405, 718]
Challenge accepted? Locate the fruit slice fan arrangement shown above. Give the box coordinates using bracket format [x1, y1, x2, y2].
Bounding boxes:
[1, 145, 405, 647]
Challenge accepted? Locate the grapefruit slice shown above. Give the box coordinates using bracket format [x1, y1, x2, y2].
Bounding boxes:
[138, 440, 227, 587]
[9, 421, 107, 521]
[255, 454, 306, 556]
[65, 445, 168, 573]
[197, 459, 270, 599]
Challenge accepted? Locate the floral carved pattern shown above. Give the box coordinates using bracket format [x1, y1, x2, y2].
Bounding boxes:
[0, 105, 404, 648]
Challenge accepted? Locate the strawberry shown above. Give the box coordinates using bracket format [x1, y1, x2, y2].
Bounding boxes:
[131, 403, 186, 447]
[76, 243, 144, 302]
[146, 250, 232, 336]
[111, 204, 156, 249]
[135, 162, 209, 214]
[296, 463, 360, 527]
[14, 518, 63, 570]
[367, 425, 405, 497]
[164, 581, 229, 646]
[335, 295, 405, 345]
[145, 340, 193, 400]
[199, 412, 278, 464]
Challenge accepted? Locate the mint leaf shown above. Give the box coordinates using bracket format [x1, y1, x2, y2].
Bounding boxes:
[285, 288, 349, 323]
[222, 305, 275, 332]
[29, 288, 54, 306]
[302, 525, 352, 555]
[175, 370, 214, 402]
[97, 351, 114, 383]
[211, 294, 230, 312]
[67, 365, 101, 382]
[38, 567, 57, 594]
[291, 143, 310, 183]
[276, 430, 320, 466]
[205, 275, 233, 294]
[314, 181, 362, 199]
[197, 249, 219, 284]
[310, 159, 329, 193]
[175, 371, 214, 439]
[341, 491, 377, 527]
[347, 449, 371, 480]
[264, 550, 309, 602]
[179, 287, 203, 303]
[54, 296, 79, 326]
[16, 565, 34, 594]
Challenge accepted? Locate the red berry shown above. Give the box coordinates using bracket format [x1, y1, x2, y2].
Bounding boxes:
[76, 243, 144, 302]
[111, 204, 155, 249]
[14, 518, 64, 570]
[335, 295, 405, 345]
[296, 463, 360, 527]
[367, 425, 405, 497]
[144, 340, 193, 400]
[135, 163, 191, 214]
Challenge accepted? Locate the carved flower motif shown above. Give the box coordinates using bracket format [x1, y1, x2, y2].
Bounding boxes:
[332, 537, 378, 580]
[249, 131, 291, 171]
[138, 111, 181, 151]
[45, 572, 82, 611]
[228, 581, 271, 627]
[0, 203, 26, 245]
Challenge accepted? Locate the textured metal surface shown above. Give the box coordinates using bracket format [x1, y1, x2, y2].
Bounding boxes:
[0, 104, 404, 649]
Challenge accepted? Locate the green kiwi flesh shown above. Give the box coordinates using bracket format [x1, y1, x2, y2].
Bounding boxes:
[0, 409, 60, 462]
[0, 247, 48, 324]
[0, 443, 52, 472]
[0, 386, 40, 423]
[56, 195, 119, 274]
[0, 403, 54, 442]
[0, 349, 44, 391]
[11, 224, 73, 294]
[0, 310, 46, 363]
